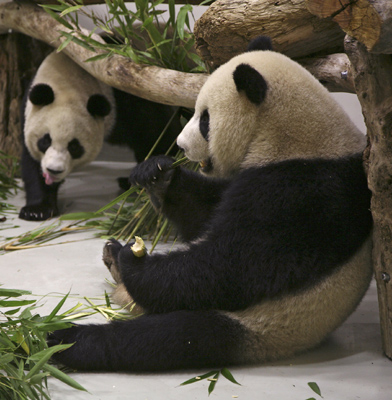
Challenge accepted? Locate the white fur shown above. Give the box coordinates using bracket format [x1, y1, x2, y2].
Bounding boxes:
[24, 52, 115, 182]
[177, 46, 372, 362]
[178, 50, 366, 178]
[227, 237, 373, 362]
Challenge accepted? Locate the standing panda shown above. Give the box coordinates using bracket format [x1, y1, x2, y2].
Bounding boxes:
[20, 51, 181, 221]
[47, 37, 373, 371]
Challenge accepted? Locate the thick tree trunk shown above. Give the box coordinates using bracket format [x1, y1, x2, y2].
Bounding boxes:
[307, 0, 392, 54]
[194, 0, 345, 68]
[0, 32, 51, 158]
[345, 36, 392, 360]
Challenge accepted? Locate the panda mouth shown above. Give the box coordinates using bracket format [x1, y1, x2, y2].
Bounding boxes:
[200, 158, 213, 173]
[43, 171, 62, 185]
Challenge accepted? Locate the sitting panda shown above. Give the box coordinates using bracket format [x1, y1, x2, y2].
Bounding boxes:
[20, 51, 181, 221]
[47, 37, 373, 371]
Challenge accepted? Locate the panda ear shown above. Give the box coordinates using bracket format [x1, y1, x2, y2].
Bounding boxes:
[233, 64, 268, 105]
[87, 94, 111, 118]
[29, 84, 55, 106]
[247, 36, 273, 52]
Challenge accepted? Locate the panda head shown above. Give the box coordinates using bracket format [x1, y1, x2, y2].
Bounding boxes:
[177, 36, 365, 178]
[25, 82, 112, 185]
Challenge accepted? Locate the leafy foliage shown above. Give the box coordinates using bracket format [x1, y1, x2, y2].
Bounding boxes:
[0, 288, 86, 399]
[180, 368, 241, 396]
[0, 287, 140, 399]
[41, 0, 207, 73]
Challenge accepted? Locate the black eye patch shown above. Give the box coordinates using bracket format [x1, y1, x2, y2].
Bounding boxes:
[199, 109, 210, 141]
[67, 138, 85, 159]
[37, 133, 52, 154]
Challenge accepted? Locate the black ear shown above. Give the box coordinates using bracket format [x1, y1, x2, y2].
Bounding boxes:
[87, 94, 111, 117]
[29, 84, 55, 106]
[233, 64, 268, 105]
[247, 36, 273, 52]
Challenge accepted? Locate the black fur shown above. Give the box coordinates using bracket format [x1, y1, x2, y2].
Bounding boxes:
[37, 133, 52, 154]
[233, 64, 268, 105]
[19, 93, 60, 221]
[48, 311, 246, 371]
[247, 36, 273, 52]
[107, 89, 182, 163]
[29, 84, 54, 106]
[48, 154, 372, 370]
[87, 94, 111, 117]
[67, 138, 85, 159]
[19, 144, 61, 221]
[199, 109, 210, 140]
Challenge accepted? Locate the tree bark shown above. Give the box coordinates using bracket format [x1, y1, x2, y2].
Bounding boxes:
[194, 0, 345, 68]
[307, 0, 392, 54]
[297, 53, 355, 93]
[0, 32, 51, 158]
[345, 36, 392, 360]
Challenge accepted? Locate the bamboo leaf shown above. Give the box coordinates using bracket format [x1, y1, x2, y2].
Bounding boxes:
[57, 36, 73, 53]
[208, 371, 220, 395]
[180, 370, 218, 386]
[59, 5, 83, 17]
[308, 382, 322, 397]
[220, 368, 241, 385]
[26, 344, 74, 379]
[176, 4, 193, 40]
[41, 7, 74, 30]
[0, 288, 32, 297]
[43, 363, 88, 392]
[44, 292, 70, 323]
[0, 300, 36, 307]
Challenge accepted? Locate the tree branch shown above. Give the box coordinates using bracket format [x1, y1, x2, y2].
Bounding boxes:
[0, 0, 355, 106]
[0, 1, 207, 107]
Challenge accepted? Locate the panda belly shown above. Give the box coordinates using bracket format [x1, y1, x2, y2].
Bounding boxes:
[227, 237, 373, 363]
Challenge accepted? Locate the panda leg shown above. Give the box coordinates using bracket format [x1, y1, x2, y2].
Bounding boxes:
[48, 310, 247, 371]
[19, 144, 60, 221]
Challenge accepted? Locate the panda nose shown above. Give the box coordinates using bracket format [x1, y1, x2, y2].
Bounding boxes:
[47, 168, 64, 175]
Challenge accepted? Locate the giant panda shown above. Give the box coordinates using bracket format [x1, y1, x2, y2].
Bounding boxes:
[20, 51, 181, 221]
[47, 36, 373, 371]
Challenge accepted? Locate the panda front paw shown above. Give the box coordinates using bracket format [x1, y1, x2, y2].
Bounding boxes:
[19, 204, 59, 221]
[118, 241, 147, 272]
[129, 156, 175, 210]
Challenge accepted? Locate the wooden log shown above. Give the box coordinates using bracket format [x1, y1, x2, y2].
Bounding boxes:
[307, 0, 392, 54]
[298, 53, 355, 93]
[194, 0, 345, 68]
[30, 0, 209, 5]
[0, 1, 207, 108]
[345, 36, 392, 360]
[0, 32, 51, 158]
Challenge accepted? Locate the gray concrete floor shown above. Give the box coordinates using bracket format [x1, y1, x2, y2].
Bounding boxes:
[2, 150, 392, 399]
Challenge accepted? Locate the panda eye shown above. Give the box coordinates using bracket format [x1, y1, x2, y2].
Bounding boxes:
[199, 109, 210, 141]
[37, 133, 52, 154]
[67, 138, 85, 159]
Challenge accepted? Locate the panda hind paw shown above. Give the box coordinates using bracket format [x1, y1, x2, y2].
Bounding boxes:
[103, 239, 123, 283]
[19, 205, 59, 221]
